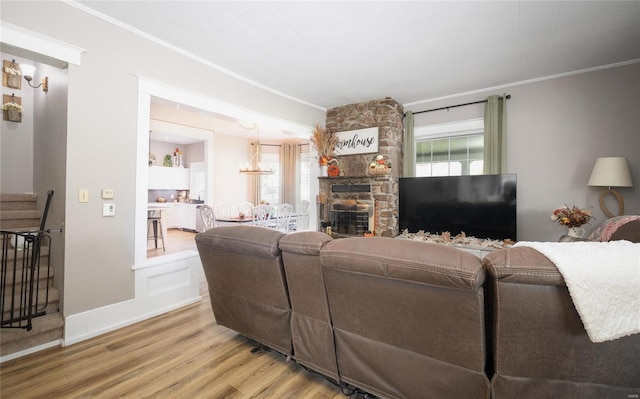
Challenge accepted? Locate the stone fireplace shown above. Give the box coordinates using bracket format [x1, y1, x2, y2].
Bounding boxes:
[318, 97, 403, 237]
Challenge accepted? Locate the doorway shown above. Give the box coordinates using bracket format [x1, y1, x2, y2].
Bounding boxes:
[134, 78, 315, 266]
[146, 120, 211, 259]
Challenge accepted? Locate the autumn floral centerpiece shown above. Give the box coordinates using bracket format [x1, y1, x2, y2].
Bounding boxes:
[551, 204, 594, 228]
[310, 123, 339, 167]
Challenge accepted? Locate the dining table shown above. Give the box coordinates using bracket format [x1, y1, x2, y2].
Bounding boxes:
[215, 216, 254, 226]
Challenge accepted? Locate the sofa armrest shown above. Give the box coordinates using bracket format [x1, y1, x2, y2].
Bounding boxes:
[483, 246, 565, 286]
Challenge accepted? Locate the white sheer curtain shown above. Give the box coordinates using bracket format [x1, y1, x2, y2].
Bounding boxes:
[280, 143, 298, 206]
[483, 95, 507, 174]
[250, 143, 260, 205]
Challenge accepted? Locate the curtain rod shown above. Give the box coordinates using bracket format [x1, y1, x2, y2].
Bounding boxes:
[255, 143, 309, 147]
[253, 143, 281, 147]
[407, 94, 511, 116]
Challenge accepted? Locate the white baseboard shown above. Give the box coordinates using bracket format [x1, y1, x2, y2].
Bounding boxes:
[64, 251, 202, 346]
[0, 340, 62, 363]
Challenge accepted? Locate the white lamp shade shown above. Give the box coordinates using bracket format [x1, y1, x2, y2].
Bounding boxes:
[588, 157, 633, 187]
[20, 64, 36, 77]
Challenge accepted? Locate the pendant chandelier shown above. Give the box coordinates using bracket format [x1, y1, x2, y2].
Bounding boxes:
[239, 123, 274, 175]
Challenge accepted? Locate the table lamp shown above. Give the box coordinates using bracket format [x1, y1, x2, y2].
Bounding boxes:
[587, 157, 633, 217]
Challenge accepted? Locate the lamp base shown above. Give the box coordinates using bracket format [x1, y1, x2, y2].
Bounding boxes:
[599, 188, 624, 218]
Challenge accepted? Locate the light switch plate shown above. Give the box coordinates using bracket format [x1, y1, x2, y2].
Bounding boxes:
[102, 188, 114, 199]
[79, 189, 89, 203]
[102, 203, 116, 217]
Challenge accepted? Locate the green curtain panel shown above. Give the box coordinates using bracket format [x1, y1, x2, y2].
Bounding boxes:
[403, 110, 415, 177]
[483, 95, 507, 174]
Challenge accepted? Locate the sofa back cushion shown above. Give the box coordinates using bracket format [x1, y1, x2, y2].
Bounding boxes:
[195, 225, 291, 355]
[279, 231, 339, 381]
[321, 237, 489, 399]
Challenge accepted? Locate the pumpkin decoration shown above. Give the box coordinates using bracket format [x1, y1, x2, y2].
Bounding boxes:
[327, 164, 340, 177]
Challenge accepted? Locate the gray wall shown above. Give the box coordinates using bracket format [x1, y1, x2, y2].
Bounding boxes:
[405, 63, 640, 241]
[1, 53, 34, 193]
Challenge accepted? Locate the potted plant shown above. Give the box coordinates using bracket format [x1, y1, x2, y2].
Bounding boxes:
[551, 204, 594, 238]
[2, 100, 22, 122]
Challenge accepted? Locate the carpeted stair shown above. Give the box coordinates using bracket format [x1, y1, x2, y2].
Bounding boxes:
[1, 193, 63, 359]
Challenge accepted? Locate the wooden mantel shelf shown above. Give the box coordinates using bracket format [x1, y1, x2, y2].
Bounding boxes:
[318, 175, 396, 181]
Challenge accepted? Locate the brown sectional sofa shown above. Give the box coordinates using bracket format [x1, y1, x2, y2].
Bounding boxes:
[195, 225, 640, 399]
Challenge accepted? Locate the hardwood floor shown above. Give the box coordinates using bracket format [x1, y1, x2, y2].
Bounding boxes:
[0, 268, 354, 398]
[147, 228, 198, 258]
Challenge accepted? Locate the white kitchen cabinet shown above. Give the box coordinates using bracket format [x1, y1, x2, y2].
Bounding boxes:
[148, 166, 190, 189]
[166, 205, 182, 228]
[181, 204, 199, 231]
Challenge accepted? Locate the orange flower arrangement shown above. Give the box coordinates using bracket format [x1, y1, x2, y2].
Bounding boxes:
[551, 205, 594, 228]
[310, 123, 339, 166]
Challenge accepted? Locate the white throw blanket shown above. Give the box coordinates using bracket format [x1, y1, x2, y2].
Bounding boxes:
[515, 240, 640, 343]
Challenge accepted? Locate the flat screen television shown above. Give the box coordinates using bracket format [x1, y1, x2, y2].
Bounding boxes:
[399, 174, 517, 241]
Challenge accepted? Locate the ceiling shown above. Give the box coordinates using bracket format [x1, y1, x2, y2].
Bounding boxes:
[75, 1, 640, 140]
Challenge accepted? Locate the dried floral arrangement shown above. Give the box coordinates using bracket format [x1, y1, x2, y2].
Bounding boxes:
[551, 204, 594, 227]
[398, 229, 514, 249]
[310, 123, 339, 166]
[1, 101, 22, 111]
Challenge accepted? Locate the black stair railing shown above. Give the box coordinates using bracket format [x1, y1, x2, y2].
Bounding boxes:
[0, 190, 57, 331]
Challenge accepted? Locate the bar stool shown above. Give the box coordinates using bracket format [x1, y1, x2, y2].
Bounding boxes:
[147, 210, 165, 251]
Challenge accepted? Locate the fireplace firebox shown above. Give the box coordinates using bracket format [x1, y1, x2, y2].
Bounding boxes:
[329, 184, 374, 237]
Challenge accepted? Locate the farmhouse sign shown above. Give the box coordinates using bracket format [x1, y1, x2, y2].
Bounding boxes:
[334, 127, 379, 156]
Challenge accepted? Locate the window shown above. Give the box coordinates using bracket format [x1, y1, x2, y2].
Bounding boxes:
[414, 119, 484, 177]
[258, 144, 311, 207]
[299, 151, 311, 203]
[259, 151, 280, 204]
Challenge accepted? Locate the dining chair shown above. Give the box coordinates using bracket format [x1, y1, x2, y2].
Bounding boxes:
[238, 202, 254, 218]
[290, 200, 310, 231]
[198, 205, 216, 231]
[252, 204, 272, 227]
[275, 203, 293, 233]
[213, 203, 232, 219]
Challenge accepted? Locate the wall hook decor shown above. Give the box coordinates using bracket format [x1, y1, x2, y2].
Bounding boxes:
[3, 59, 22, 89]
[2, 93, 23, 122]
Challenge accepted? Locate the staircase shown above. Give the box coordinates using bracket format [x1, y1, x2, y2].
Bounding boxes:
[1, 193, 64, 359]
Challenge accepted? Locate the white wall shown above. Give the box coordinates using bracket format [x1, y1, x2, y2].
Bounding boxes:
[405, 63, 640, 241]
[1, 1, 324, 316]
[149, 141, 188, 167]
[211, 132, 252, 206]
[186, 142, 204, 164]
[33, 59, 68, 307]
